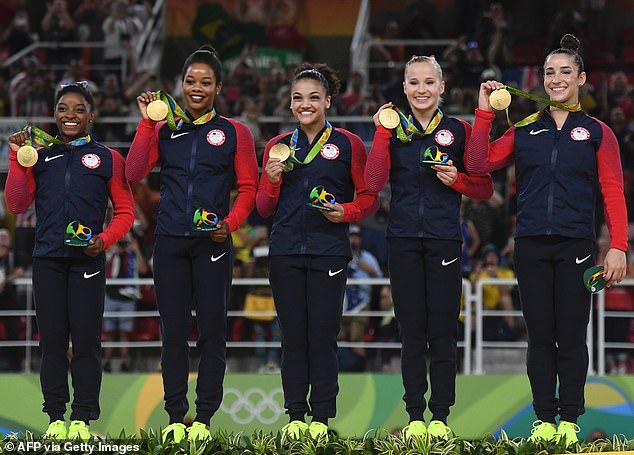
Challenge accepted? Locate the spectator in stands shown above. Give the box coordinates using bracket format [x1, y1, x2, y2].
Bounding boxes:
[9, 56, 55, 117]
[103, 233, 148, 373]
[469, 244, 517, 341]
[338, 224, 382, 372]
[40, 0, 76, 71]
[0, 228, 25, 371]
[340, 72, 365, 115]
[0, 10, 37, 57]
[126, 45, 258, 444]
[467, 34, 627, 446]
[257, 62, 378, 440]
[102, 1, 142, 81]
[365, 55, 493, 441]
[376, 285, 399, 372]
[5, 82, 134, 439]
[243, 245, 281, 373]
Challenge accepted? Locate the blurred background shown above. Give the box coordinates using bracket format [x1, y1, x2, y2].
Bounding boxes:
[0, 0, 634, 441]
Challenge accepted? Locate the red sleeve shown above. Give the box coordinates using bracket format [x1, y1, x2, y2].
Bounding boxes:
[224, 119, 258, 232]
[100, 149, 135, 250]
[596, 120, 628, 251]
[340, 129, 379, 222]
[5, 148, 37, 214]
[364, 125, 392, 193]
[125, 118, 162, 182]
[451, 119, 494, 200]
[465, 108, 516, 174]
[256, 134, 286, 219]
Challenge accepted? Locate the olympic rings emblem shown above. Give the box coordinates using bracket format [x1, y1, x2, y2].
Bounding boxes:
[220, 387, 285, 425]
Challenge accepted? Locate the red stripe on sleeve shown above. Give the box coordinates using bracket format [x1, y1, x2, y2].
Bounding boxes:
[596, 120, 628, 251]
[125, 119, 162, 182]
[465, 108, 515, 174]
[100, 149, 135, 250]
[364, 125, 392, 193]
[224, 118, 258, 232]
[256, 134, 287, 219]
[5, 148, 37, 214]
[339, 129, 379, 222]
[451, 120, 494, 199]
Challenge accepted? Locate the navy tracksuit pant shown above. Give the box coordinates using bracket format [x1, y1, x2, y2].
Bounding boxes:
[153, 235, 232, 425]
[388, 238, 462, 424]
[515, 235, 594, 424]
[33, 255, 105, 423]
[269, 255, 348, 421]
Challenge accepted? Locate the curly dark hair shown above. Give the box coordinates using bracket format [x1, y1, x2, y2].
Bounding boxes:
[292, 63, 341, 98]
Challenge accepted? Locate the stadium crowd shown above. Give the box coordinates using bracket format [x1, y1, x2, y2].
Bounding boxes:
[0, 0, 633, 375]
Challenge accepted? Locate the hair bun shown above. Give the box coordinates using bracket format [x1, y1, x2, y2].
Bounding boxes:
[560, 34, 581, 53]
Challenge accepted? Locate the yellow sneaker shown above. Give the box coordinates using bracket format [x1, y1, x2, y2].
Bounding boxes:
[187, 422, 211, 442]
[43, 420, 66, 439]
[555, 421, 580, 447]
[527, 420, 557, 443]
[402, 420, 426, 441]
[162, 422, 186, 443]
[67, 421, 90, 441]
[427, 420, 452, 440]
[308, 421, 328, 440]
[280, 420, 308, 441]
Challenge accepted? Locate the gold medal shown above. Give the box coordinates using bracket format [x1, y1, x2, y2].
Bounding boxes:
[17, 145, 38, 167]
[269, 143, 291, 162]
[490, 88, 512, 111]
[147, 99, 168, 121]
[378, 108, 400, 129]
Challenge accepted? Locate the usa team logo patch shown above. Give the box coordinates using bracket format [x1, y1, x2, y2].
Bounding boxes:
[81, 153, 101, 169]
[320, 144, 340, 160]
[434, 129, 454, 146]
[206, 129, 226, 146]
[570, 127, 590, 141]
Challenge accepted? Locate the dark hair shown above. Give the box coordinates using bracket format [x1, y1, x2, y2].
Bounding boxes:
[181, 44, 223, 83]
[292, 63, 341, 98]
[545, 34, 584, 74]
[55, 83, 95, 110]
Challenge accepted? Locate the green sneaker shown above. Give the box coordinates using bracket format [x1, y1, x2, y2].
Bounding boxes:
[427, 420, 452, 440]
[527, 420, 556, 443]
[555, 421, 580, 447]
[402, 420, 426, 440]
[43, 420, 67, 439]
[162, 422, 187, 443]
[281, 420, 308, 441]
[308, 421, 328, 440]
[187, 422, 211, 442]
[67, 421, 90, 441]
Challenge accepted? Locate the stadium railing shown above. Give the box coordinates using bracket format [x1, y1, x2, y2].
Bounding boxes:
[0, 277, 473, 375]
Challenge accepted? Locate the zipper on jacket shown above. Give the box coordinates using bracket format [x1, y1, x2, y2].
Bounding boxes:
[185, 130, 198, 237]
[418, 143, 425, 237]
[546, 130, 560, 234]
[64, 148, 72, 257]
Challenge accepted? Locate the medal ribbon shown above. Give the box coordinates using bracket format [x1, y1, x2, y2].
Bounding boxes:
[502, 85, 581, 127]
[23, 126, 91, 147]
[283, 121, 333, 172]
[156, 90, 216, 131]
[393, 107, 443, 143]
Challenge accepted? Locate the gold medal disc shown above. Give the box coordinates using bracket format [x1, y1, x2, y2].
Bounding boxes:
[378, 108, 400, 129]
[147, 99, 169, 121]
[269, 143, 291, 162]
[17, 145, 38, 167]
[490, 89, 512, 111]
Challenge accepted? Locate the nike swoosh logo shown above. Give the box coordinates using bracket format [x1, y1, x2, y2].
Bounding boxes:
[211, 252, 226, 262]
[328, 269, 344, 276]
[529, 129, 549, 135]
[576, 254, 591, 264]
[171, 131, 190, 139]
[44, 154, 63, 162]
[441, 258, 458, 266]
[83, 271, 101, 279]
